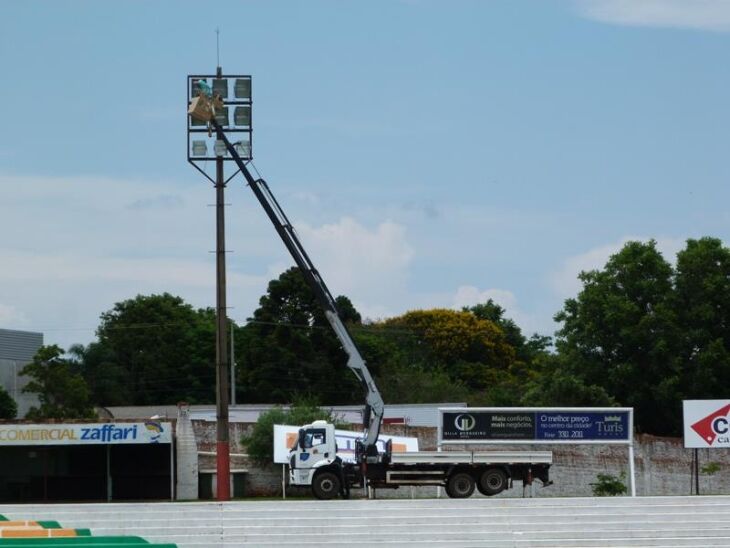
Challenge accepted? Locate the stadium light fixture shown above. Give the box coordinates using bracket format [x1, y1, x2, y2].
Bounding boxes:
[212, 78, 228, 98]
[192, 140, 208, 156]
[234, 78, 251, 99]
[234, 106, 251, 126]
[214, 140, 227, 157]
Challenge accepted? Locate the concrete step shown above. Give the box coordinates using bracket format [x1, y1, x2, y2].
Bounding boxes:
[1, 496, 728, 548]
[9, 503, 730, 520]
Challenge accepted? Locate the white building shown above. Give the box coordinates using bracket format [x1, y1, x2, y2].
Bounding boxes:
[0, 328, 42, 417]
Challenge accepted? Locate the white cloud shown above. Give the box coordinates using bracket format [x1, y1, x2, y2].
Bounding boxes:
[0, 250, 261, 288]
[452, 286, 518, 312]
[0, 171, 281, 349]
[295, 217, 414, 319]
[451, 285, 546, 335]
[551, 236, 685, 299]
[0, 304, 29, 328]
[575, 0, 730, 31]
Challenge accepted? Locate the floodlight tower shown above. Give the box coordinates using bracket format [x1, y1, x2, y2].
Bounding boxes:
[187, 68, 252, 501]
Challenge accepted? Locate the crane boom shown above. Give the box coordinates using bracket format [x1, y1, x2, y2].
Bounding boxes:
[208, 120, 385, 455]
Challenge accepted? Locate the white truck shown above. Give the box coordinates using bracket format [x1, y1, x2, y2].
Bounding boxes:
[189, 89, 553, 499]
[289, 420, 551, 499]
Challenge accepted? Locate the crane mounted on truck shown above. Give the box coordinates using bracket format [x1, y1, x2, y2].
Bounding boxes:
[188, 88, 552, 499]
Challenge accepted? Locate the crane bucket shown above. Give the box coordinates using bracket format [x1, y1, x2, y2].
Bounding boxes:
[188, 94, 214, 123]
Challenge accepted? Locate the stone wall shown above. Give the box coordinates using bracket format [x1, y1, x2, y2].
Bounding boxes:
[191, 421, 730, 498]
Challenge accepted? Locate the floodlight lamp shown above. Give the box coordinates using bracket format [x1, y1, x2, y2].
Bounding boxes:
[234, 141, 251, 158]
[190, 115, 206, 127]
[191, 78, 208, 98]
[212, 78, 228, 98]
[214, 107, 229, 127]
[192, 140, 208, 157]
[234, 78, 251, 99]
[234, 106, 251, 126]
[214, 140, 227, 157]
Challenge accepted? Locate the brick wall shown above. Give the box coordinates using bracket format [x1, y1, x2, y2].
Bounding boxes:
[192, 421, 729, 498]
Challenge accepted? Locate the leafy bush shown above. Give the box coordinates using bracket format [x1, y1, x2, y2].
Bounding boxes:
[0, 386, 17, 419]
[702, 462, 721, 476]
[591, 472, 627, 496]
[241, 398, 343, 465]
[22, 345, 95, 420]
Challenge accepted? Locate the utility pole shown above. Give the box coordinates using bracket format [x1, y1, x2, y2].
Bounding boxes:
[231, 323, 236, 405]
[187, 65, 252, 502]
[214, 67, 231, 502]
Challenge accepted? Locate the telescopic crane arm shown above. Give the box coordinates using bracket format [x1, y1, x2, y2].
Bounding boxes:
[200, 112, 385, 455]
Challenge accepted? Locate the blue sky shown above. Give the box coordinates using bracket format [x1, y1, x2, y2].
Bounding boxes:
[1, 0, 729, 350]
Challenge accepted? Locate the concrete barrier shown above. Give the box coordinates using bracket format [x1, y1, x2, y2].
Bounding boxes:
[1, 496, 729, 547]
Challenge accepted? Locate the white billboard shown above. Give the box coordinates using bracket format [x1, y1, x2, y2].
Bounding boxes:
[0, 422, 172, 446]
[683, 400, 730, 448]
[273, 424, 418, 464]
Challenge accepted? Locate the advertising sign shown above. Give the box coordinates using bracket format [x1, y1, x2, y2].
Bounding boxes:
[439, 408, 632, 444]
[536, 411, 629, 441]
[273, 425, 418, 464]
[441, 411, 534, 441]
[0, 422, 172, 446]
[683, 400, 730, 448]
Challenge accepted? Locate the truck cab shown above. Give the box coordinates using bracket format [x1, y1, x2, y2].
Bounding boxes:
[289, 421, 346, 497]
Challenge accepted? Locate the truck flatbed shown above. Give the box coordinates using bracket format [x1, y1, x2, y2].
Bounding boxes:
[389, 450, 552, 465]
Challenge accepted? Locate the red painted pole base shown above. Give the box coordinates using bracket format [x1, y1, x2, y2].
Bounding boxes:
[216, 440, 231, 501]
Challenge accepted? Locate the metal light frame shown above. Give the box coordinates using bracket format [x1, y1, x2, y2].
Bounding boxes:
[187, 73, 253, 183]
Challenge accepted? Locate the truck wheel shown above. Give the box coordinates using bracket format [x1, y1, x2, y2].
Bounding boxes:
[312, 472, 341, 500]
[478, 468, 507, 496]
[446, 472, 475, 498]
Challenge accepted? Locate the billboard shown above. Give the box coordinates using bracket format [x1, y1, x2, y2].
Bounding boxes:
[273, 424, 418, 464]
[0, 422, 172, 446]
[683, 400, 730, 448]
[439, 408, 632, 444]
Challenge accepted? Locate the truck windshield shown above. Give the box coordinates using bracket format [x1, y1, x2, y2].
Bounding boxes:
[304, 429, 326, 448]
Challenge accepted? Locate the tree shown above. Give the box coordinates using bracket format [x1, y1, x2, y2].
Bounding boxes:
[381, 309, 517, 395]
[90, 293, 217, 405]
[554, 240, 681, 434]
[21, 345, 95, 420]
[68, 342, 127, 407]
[241, 399, 340, 465]
[467, 300, 551, 363]
[0, 386, 17, 419]
[520, 353, 616, 407]
[674, 237, 730, 399]
[237, 268, 362, 405]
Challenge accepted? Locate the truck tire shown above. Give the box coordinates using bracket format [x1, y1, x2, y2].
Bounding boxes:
[312, 471, 341, 500]
[446, 472, 475, 498]
[478, 468, 508, 496]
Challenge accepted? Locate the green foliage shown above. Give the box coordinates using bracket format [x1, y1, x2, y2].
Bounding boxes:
[591, 472, 627, 497]
[86, 293, 217, 405]
[467, 300, 552, 363]
[378, 361, 471, 404]
[0, 385, 17, 419]
[21, 345, 95, 420]
[241, 399, 339, 465]
[555, 240, 681, 434]
[520, 354, 616, 407]
[554, 237, 730, 436]
[380, 309, 517, 395]
[61, 235, 730, 437]
[237, 268, 362, 405]
[701, 462, 721, 476]
[674, 238, 730, 400]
